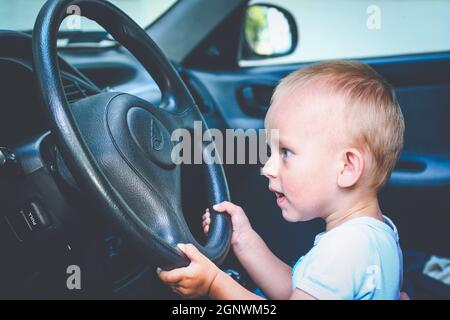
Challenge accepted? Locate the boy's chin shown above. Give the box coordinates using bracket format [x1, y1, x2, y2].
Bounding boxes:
[281, 208, 317, 222]
[281, 208, 308, 222]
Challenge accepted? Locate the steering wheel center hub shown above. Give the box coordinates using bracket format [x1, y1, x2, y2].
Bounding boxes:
[127, 107, 174, 168]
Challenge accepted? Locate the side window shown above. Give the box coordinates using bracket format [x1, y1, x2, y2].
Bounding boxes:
[239, 0, 450, 67]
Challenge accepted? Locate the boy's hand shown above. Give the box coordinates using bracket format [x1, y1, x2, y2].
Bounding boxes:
[157, 243, 220, 298]
[203, 201, 254, 248]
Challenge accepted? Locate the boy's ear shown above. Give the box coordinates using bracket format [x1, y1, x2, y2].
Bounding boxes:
[337, 148, 364, 188]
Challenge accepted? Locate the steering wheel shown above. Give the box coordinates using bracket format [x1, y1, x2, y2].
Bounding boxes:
[32, 0, 231, 269]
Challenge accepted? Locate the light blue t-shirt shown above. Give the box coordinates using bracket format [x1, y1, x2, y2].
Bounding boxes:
[292, 215, 403, 300]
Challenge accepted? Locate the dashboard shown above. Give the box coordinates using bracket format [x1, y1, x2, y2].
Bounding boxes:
[0, 57, 99, 147]
[0, 31, 100, 149]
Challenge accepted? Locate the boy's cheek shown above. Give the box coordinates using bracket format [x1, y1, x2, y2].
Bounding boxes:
[284, 189, 324, 221]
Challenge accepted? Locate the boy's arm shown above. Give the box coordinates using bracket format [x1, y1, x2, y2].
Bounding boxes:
[209, 270, 264, 300]
[209, 270, 316, 300]
[233, 228, 293, 300]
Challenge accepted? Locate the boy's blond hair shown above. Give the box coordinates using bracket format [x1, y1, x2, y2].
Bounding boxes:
[272, 61, 405, 190]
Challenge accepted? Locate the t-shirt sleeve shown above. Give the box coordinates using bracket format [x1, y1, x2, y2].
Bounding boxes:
[293, 227, 375, 300]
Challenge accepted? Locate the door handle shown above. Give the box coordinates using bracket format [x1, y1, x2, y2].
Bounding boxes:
[237, 84, 275, 116]
[390, 154, 450, 186]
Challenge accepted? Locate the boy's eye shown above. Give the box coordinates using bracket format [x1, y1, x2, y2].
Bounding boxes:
[281, 148, 292, 158]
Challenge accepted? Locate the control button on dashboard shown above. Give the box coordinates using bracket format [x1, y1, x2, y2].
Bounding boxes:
[5, 199, 52, 241]
[20, 201, 51, 232]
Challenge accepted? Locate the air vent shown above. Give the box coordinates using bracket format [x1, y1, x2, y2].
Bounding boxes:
[62, 76, 92, 103]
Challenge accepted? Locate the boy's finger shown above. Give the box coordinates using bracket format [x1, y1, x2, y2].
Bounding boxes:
[177, 243, 204, 262]
[202, 216, 211, 224]
[157, 267, 187, 284]
[213, 201, 242, 216]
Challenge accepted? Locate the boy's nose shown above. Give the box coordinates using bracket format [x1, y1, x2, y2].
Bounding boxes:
[261, 155, 278, 178]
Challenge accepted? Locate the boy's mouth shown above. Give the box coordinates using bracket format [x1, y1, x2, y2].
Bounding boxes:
[270, 187, 286, 206]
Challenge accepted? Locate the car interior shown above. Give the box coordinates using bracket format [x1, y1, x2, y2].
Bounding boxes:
[0, 0, 449, 299]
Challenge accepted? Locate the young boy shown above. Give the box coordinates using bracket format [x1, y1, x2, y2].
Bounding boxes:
[158, 61, 405, 300]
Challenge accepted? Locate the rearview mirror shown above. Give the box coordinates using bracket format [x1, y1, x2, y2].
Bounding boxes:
[241, 4, 298, 60]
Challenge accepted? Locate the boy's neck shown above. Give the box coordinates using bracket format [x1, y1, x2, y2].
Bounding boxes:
[324, 194, 383, 232]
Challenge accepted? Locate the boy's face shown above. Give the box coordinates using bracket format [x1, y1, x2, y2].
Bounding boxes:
[263, 87, 345, 222]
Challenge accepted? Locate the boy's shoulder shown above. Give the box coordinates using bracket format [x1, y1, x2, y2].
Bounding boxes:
[313, 216, 400, 256]
[293, 216, 402, 299]
[297, 215, 401, 279]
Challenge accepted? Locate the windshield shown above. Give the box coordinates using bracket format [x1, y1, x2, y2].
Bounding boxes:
[0, 0, 178, 32]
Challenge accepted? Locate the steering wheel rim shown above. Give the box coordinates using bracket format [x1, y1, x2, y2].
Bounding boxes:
[32, 0, 231, 269]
